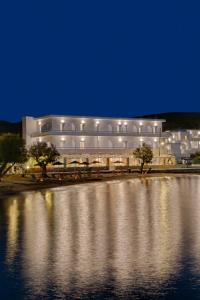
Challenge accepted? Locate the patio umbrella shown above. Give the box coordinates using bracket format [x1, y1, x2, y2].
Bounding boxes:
[68, 160, 80, 172]
[52, 161, 64, 165]
[91, 160, 100, 164]
[68, 160, 80, 165]
[113, 160, 124, 164]
[79, 161, 90, 166]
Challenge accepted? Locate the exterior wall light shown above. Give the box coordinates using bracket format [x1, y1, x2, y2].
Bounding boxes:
[61, 137, 65, 141]
[81, 138, 85, 142]
[38, 121, 41, 125]
[96, 121, 100, 125]
[61, 119, 65, 123]
[118, 121, 122, 125]
[81, 120, 85, 124]
[139, 122, 143, 126]
[124, 122, 127, 125]
[154, 138, 157, 142]
[118, 138, 122, 142]
[154, 122, 158, 126]
[140, 138, 143, 142]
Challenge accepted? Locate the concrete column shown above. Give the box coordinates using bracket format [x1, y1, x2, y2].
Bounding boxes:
[106, 158, 110, 168]
[63, 158, 67, 169]
[126, 157, 129, 167]
[60, 122, 65, 131]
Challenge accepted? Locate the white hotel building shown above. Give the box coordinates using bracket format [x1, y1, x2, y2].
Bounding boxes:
[23, 115, 176, 167]
[166, 130, 200, 160]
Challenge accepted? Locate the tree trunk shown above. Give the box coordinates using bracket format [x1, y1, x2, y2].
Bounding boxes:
[42, 165, 47, 178]
[0, 162, 15, 180]
[140, 162, 144, 174]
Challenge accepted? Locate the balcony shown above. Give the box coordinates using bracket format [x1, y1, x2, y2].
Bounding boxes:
[188, 136, 200, 141]
[56, 146, 166, 155]
[31, 129, 169, 138]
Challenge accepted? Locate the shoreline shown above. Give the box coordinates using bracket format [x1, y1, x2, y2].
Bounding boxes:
[1, 171, 200, 198]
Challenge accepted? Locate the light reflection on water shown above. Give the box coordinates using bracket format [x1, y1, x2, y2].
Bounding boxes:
[1, 176, 200, 299]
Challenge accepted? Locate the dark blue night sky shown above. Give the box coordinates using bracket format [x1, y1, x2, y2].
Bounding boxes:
[0, 1, 199, 121]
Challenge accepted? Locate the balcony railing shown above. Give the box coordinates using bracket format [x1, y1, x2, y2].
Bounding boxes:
[57, 146, 131, 149]
[31, 129, 169, 138]
[189, 137, 200, 141]
[55, 146, 168, 155]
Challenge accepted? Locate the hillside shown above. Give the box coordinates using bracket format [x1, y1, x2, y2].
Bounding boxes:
[137, 112, 200, 131]
[0, 121, 22, 135]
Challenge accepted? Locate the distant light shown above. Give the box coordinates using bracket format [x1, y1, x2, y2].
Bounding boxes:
[81, 138, 85, 142]
[96, 121, 100, 125]
[139, 122, 143, 126]
[154, 122, 158, 126]
[61, 119, 65, 123]
[26, 166, 30, 169]
[124, 122, 127, 125]
[39, 137, 42, 142]
[198, 131, 200, 135]
[61, 137, 65, 141]
[81, 120, 85, 124]
[168, 138, 171, 142]
[118, 121, 122, 125]
[154, 138, 157, 142]
[161, 142, 164, 145]
[38, 121, 41, 125]
[140, 138, 143, 142]
[118, 137, 122, 142]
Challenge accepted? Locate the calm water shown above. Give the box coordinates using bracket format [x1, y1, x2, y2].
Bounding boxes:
[1, 176, 200, 299]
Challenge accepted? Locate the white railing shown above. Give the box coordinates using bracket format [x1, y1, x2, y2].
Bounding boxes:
[31, 129, 169, 138]
[55, 147, 168, 155]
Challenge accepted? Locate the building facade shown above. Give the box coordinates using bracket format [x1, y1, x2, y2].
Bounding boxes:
[22, 115, 175, 167]
[166, 130, 200, 160]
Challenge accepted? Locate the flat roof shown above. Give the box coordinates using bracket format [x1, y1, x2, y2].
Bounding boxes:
[26, 114, 166, 122]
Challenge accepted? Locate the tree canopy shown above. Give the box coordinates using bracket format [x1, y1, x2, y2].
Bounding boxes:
[28, 142, 60, 176]
[0, 133, 27, 179]
[190, 152, 200, 164]
[133, 143, 153, 173]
